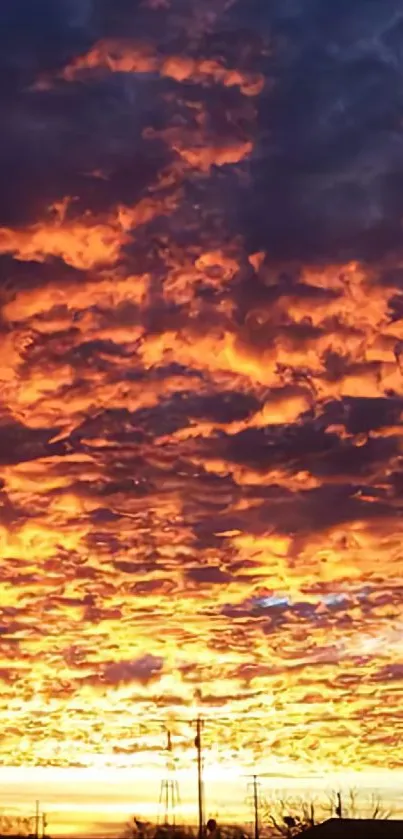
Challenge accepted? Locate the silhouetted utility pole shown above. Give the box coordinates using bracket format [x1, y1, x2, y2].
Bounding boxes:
[336, 792, 343, 819]
[252, 775, 259, 839]
[246, 775, 260, 839]
[35, 801, 40, 839]
[195, 717, 204, 839]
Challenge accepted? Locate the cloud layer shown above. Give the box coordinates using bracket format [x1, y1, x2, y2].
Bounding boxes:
[0, 0, 402, 778]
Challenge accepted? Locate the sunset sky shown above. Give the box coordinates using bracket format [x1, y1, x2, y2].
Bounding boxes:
[0, 0, 403, 834]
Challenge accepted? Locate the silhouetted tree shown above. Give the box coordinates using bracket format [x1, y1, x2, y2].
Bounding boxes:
[121, 820, 250, 839]
[0, 814, 32, 837]
[263, 795, 316, 837]
[325, 789, 391, 820]
[121, 819, 195, 839]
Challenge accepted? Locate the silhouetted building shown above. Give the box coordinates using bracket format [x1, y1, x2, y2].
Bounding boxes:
[301, 819, 403, 839]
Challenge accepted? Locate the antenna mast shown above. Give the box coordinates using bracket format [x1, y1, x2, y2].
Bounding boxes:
[159, 728, 181, 827]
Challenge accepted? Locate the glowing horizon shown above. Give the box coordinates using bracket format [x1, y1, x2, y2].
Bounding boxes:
[1, 764, 402, 837]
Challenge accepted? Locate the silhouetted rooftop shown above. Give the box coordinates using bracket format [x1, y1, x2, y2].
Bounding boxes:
[302, 819, 403, 838]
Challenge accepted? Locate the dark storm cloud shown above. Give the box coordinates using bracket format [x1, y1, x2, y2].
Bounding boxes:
[94, 390, 259, 437]
[0, 255, 83, 297]
[103, 654, 164, 685]
[94, 0, 176, 44]
[0, 78, 171, 227]
[186, 565, 232, 584]
[230, 0, 403, 263]
[0, 0, 92, 92]
[0, 0, 176, 228]
[220, 418, 400, 481]
[323, 396, 403, 434]
[0, 421, 58, 465]
[188, 480, 395, 544]
[373, 663, 403, 682]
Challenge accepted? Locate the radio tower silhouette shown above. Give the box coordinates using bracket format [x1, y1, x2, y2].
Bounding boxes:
[158, 728, 181, 827]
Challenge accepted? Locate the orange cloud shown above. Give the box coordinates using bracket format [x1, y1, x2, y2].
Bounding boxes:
[57, 39, 264, 98]
[0, 7, 401, 807]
